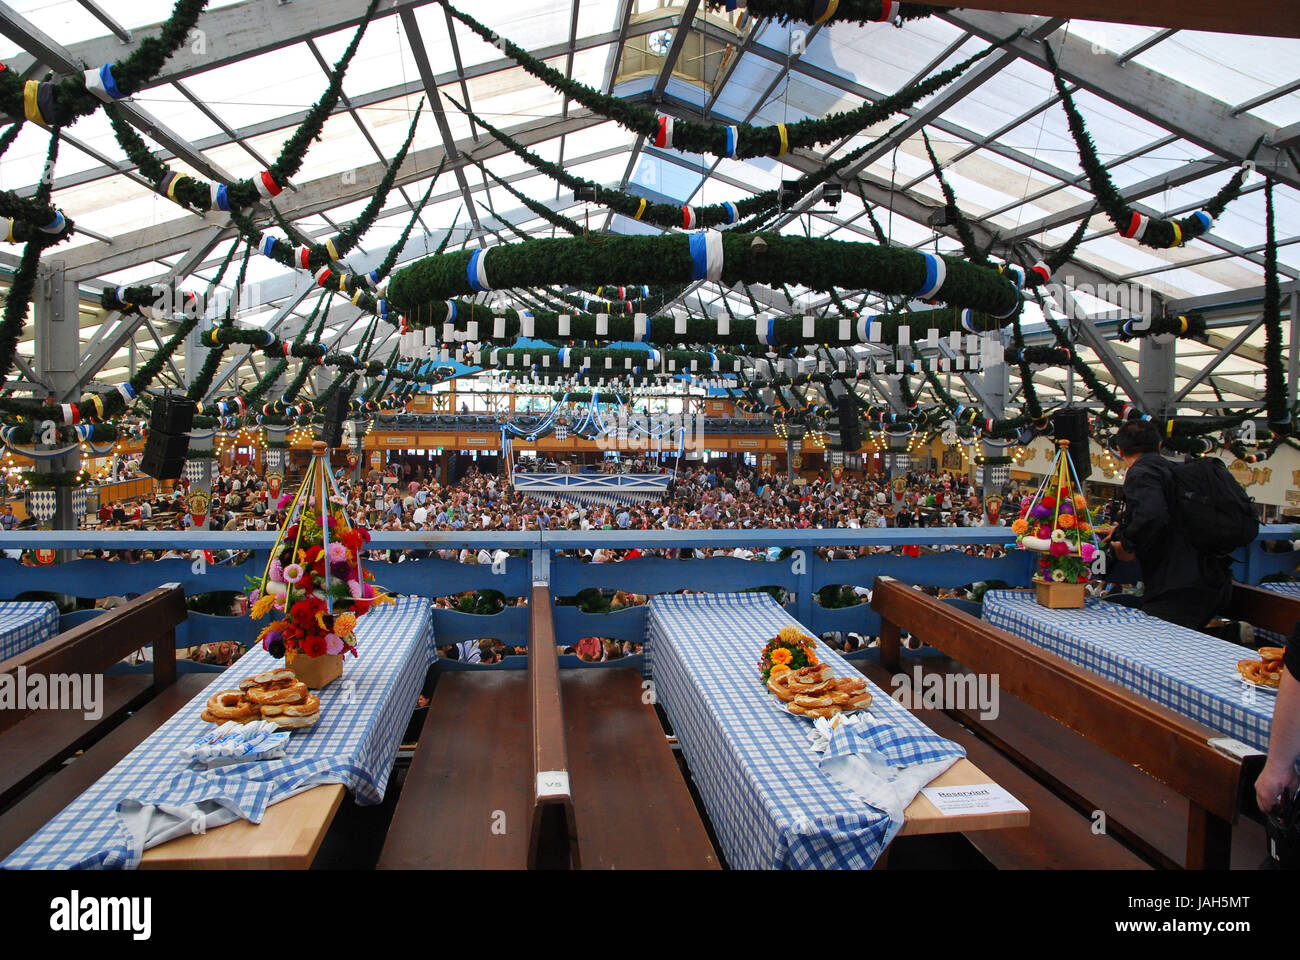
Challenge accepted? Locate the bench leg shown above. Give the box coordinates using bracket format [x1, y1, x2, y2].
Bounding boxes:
[1185, 803, 1232, 870]
[880, 619, 902, 674]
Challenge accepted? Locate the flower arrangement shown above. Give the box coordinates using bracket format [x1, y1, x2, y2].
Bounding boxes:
[248, 443, 392, 665]
[758, 625, 819, 684]
[1013, 440, 1101, 584]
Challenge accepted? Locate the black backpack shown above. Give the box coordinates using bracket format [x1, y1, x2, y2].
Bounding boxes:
[1170, 457, 1259, 555]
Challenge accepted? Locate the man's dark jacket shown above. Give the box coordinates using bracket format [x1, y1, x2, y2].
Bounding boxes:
[1115, 451, 1230, 629]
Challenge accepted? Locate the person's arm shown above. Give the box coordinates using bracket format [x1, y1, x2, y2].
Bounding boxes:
[1257, 667, 1300, 812]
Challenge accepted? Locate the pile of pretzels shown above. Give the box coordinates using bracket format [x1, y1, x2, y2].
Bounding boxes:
[1237, 647, 1285, 689]
[767, 663, 873, 718]
[201, 668, 322, 728]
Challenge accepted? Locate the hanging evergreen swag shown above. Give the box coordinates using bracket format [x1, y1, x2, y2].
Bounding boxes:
[0, 129, 64, 388]
[0, 0, 208, 129]
[1044, 42, 1261, 251]
[1263, 177, 1290, 435]
[0, 191, 73, 244]
[451, 97, 903, 231]
[702, 1, 932, 26]
[102, 0, 380, 217]
[441, 1, 1019, 160]
[388, 233, 1022, 318]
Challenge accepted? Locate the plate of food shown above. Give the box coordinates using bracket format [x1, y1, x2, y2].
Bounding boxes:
[767, 663, 874, 719]
[1235, 647, 1285, 692]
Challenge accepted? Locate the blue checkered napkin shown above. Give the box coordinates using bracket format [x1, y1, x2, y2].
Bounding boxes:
[982, 590, 1273, 751]
[0, 600, 59, 660]
[643, 591, 965, 870]
[2, 597, 434, 870]
[824, 715, 965, 769]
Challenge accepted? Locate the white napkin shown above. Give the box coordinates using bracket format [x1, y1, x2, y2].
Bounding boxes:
[180, 720, 290, 767]
[819, 726, 961, 850]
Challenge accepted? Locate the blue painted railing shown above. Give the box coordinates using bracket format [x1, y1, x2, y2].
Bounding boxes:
[0, 527, 1293, 654]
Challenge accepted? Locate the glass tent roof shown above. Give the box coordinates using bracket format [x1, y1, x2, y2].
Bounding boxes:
[0, 0, 1296, 414]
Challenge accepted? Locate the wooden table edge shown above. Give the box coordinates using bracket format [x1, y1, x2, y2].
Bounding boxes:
[897, 758, 1031, 837]
[139, 783, 346, 870]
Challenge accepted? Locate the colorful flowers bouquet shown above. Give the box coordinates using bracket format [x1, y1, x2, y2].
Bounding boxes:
[247, 444, 392, 666]
[1012, 440, 1102, 584]
[758, 625, 818, 684]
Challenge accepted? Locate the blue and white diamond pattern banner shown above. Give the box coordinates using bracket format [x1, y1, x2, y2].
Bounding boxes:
[71, 486, 87, 519]
[26, 488, 56, 523]
[184, 459, 208, 485]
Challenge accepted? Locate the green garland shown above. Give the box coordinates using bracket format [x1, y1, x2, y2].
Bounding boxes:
[921, 130, 988, 266]
[101, 0, 379, 216]
[0, 128, 63, 386]
[0, 0, 208, 128]
[389, 233, 1022, 317]
[1263, 177, 1289, 433]
[443, 2, 1019, 160]
[1045, 42, 1260, 251]
[702, 1, 932, 26]
[186, 244, 252, 401]
[452, 95, 904, 231]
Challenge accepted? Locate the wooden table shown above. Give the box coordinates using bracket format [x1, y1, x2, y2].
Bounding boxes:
[139, 784, 346, 869]
[899, 759, 1030, 836]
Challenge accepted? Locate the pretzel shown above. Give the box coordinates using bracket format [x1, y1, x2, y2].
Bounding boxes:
[203, 689, 260, 722]
[804, 705, 843, 719]
[789, 678, 833, 696]
[1239, 660, 1268, 685]
[1258, 647, 1285, 663]
[767, 673, 797, 702]
[263, 711, 320, 729]
[260, 694, 320, 718]
[830, 676, 867, 693]
[794, 694, 833, 709]
[247, 680, 310, 705]
[241, 668, 295, 691]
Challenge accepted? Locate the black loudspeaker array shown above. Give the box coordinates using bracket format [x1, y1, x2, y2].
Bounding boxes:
[1050, 407, 1092, 481]
[823, 382, 862, 452]
[321, 386, 353, 449]
[140, 394, 196, 480]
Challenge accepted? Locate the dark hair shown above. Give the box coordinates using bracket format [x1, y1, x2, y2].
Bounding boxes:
[1115, 421, 1160, 457]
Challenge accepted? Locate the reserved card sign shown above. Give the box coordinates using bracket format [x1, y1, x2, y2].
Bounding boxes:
[921, 783, 1028, 817]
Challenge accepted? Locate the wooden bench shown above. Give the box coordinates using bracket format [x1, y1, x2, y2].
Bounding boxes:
[378, 584, 577, 869]
[562, 667, 719, 869]
[380, 586, 717, 869]
[1227, 582, 1300, 639]
[871, 577, 1262, 870]
[0, 585, 201, 860]
[856, 659, 1150, 869]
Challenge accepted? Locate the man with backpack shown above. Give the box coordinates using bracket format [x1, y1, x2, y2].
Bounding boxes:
[1103, 421, 1258, 644]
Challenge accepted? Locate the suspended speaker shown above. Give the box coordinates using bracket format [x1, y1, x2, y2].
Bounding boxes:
[1051, 407, 1092, 481]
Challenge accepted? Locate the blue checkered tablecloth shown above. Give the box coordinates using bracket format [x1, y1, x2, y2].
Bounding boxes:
[2, 596, 433, 870]
[644, 591, 965, 870]
[982, 590, 1273, 751]
[1260, 582, 1300, 598]
[0, 600, 59, 661]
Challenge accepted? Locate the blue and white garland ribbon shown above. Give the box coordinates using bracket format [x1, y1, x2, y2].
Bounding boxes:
[209, 183, 231, 212]
[83, 64, 124, 102]
[722, 201, 739, 225]
[467, 246, 493, 292]
[724, 126, 739, 159]
[915, 252, 947, 300]
[688, 230, 725, 282]
[959, 308, 978, 333]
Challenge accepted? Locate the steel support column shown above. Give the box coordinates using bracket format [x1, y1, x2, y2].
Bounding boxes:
[33, 260, 80, 532]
